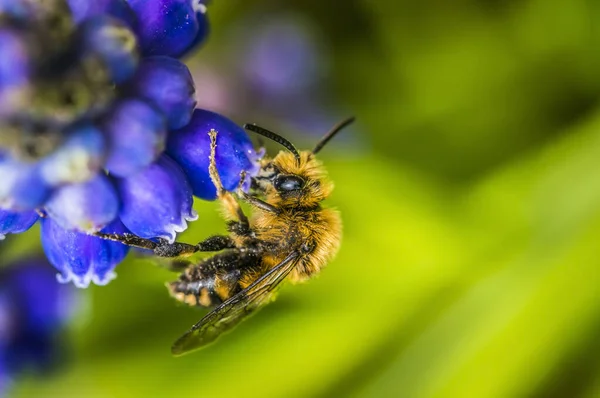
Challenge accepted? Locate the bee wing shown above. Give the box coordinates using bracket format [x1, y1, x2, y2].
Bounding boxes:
[171, 251, 300, 356]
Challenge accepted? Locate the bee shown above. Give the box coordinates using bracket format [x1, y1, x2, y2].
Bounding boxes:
[96, 117, 354, 355]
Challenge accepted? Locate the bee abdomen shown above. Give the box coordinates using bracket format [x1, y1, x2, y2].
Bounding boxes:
[167, 256, 246, 307]
[167, 278, 223, 308]
[167, 251, 258, 307]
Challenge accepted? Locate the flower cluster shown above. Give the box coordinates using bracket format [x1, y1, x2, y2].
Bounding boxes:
[0, 258, 77, 392]
[0, 0, 260, 288]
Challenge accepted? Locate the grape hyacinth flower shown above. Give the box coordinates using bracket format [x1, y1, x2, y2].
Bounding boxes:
[0, 258, 77, 392]
[0, 1, 261, 288]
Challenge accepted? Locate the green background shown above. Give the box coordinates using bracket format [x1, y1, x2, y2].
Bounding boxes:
[11, 1, 600, 397]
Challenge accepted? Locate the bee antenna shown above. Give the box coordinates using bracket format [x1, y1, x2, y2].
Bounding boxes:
[312, 116, 355, 155]
[243, 123, 301, 161]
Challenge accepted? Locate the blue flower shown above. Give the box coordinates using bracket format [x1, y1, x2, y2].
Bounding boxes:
[167, 109, 260, 200]
[0, 209, 38, 240]
[118, 155, 197, 242]
[41, 217, 130, 287]
[0, 157, 51, 210]
[78, 15, 140, 83]
[0, 2, 260, 287]
[126, 0, 209, 58]
[126, 56, 197, 130]
[45, 174, 119, 232]
[0, 258, 77, 384]
[103, 99, 167, 177]
[39, 125, 106, 186]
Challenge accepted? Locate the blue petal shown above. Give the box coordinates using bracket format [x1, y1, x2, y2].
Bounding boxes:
[77, 16, 139, 83]
[0, 208, 38, 239]
[0, 157, 51, 210]
[39, 125, 106, 186]
[40, 217, 129, 288]
[126, 0, 205, 58]
[67, 0, 136, 26]
[167, 109, 260, 200]
[44, 174, 119, 232]
[174, 6, 209, 58]
[126, 56, 196, 129]
[117, 155, 197, 243]
[102, 99, 167, 177]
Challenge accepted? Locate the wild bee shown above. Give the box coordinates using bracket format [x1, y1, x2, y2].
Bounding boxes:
[96, 117, 354, 355]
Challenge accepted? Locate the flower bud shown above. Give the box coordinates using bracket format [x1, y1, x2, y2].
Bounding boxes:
[126, 56, 196, 129]
[0, 157, 51, 210]
[126, 0, 208, 58]
[103, 99, 167, 177]
[117, 155, 197, 243]
[45, 174, 119, 232]
[167, 109, 259, 200]
[78, 15, 139, 83]
[39, 125, 106, 186]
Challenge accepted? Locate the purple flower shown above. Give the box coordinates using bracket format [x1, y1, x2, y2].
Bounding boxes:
[180, 8, 209, 58]
[39, 125, 106, 186]
[167, 109, 260, 200]
[45, 174, 119, 232]
[78, 15, 140, 83]
[0, 209, 39, 240]
[126, 56, 197, 129]
[0, 2, 265, 288]
[118, 155, 197, 243]
[103, 99, 167, 177]
[0, 158, 51, 211]
[126, 0, 209, 58]
[41, 217, 130, 288]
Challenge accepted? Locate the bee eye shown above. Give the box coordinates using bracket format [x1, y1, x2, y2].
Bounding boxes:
[274, 175, 304, 192]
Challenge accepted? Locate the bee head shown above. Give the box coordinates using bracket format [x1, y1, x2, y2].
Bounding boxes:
[244, 117, 354, 209]
[260, 151, 332, 208]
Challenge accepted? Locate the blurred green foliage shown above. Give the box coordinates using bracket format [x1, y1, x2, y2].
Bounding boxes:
[11, 0, 600, 397]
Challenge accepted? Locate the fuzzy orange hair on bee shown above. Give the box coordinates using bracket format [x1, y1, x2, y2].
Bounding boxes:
[95, 117, 354, 355]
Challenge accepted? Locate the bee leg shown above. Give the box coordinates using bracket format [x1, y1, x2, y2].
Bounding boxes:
[196, 235, 236, 251]
[153, 239, 201, 257]
[208, 129, 250, 228]
[93, 231, 158, 251]
[237, 190, 279, 214]
[94, 232, 235, 257]
[92, 232, 200, 257]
